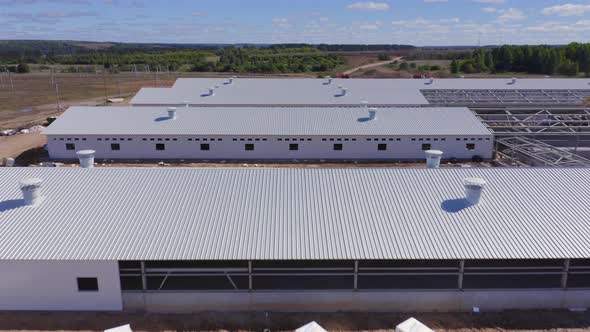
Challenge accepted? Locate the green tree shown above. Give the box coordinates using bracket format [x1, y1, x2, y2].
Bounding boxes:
[450, 60, 460, 74]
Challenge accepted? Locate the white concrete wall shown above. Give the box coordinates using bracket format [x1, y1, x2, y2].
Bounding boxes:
[47, 134, 494, 161]
[123, 290, 590, 313]
[0, 260, 122, 311]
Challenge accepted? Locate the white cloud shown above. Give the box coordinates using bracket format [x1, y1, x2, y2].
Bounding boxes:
[392, 17, 460, 27]
[424, 0, 448, 2]
[346, 2, 390, 11]
[272, 17, 291, 28]
[359, 24, 379, 30]
[496, 8, 526, 23]
[542, 4, 590, 17]
[481, 7, 498, 13]
[474, 0, 505, 3]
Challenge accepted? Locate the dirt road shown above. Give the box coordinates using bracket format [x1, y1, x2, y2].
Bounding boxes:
[343, 57, 402, 75]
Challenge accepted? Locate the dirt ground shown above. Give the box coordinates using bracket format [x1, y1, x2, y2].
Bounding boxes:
[0, 310, 589, 332]
[0, 133, 47, 162]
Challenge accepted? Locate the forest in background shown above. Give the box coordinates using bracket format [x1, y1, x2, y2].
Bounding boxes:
[449, 44, 590, 77]
[1, 40, 589, 76]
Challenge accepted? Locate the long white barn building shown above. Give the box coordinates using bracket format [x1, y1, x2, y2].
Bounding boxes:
[130, 78, 590, 107]
[46, 106, 493, 161]
[0, 167, 589, 312]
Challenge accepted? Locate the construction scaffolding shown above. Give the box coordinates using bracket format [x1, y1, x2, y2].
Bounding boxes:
[495, 136, 590, 167]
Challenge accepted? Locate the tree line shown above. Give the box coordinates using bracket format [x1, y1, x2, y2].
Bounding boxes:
[192, 47, 342, 73]
[450, 43, 590, 76]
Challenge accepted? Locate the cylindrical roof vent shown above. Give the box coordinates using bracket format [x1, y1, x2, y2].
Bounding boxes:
[4, 157, 15, 167]
[464, 177, 486, 205]
[425, 150, 443, 168]
[208, 87, 215, 96]
[511, 77, 517, 84]
[167, 107, 177, 120]
[182, 100, 190, 108]
[429, 77, 434, 84]
[368, 108, 377, 121]
[341, 87, 348, 96]
[76, 150, 95, 169]
[327, 77, 333, 84]
[19, 178, 43, 206]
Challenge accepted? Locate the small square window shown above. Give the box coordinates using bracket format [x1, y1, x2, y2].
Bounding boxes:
[111, 143, 120, 151]
[378, 143, 387, 151]
[333, 143, 343, 151]
[466, 143, 476, 151]
[422, 143, 431, 151]
[289, 143, 299, 151]
[245, 144, 254, 151]
[201, 143, 210, 151]
[156, 143, 166, 151]
[77, 277, 98, 292]
[66, 143, 75, 151]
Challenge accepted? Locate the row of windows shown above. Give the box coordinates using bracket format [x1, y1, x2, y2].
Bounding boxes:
[65, 142, 480, 152]
[54, 137, 491, 143]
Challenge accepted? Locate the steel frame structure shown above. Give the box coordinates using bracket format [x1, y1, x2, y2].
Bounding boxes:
[495, 136, 590, 167]
[472, 107, 590, 137]
[422, 89, 590, 107]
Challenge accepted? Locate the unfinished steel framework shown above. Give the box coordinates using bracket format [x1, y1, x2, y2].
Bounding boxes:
[471, 106, 590, 167]
[422, 89, 590, 107]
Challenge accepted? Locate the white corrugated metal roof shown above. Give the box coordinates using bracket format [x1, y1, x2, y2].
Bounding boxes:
[1, 167, 589, 261]
[45, 106, 491, 137]
[129, 78, 590, 106]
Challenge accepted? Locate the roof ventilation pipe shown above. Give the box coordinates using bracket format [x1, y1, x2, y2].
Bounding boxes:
[167, 107, 177, 120]
[76, 150, 95, 169]
[429, 77, 434, 85]
[464, 177, 487, 205]
[368, 108, 377, 121]
[19, 178, 43, 206]
[327, 77, 333, 85]
[208, 87, 215, 96]
[511, 77, 517, 85]
[425, 150, 443, 168]
[338, 85, 348, 96]
[182, 101, 190, 108]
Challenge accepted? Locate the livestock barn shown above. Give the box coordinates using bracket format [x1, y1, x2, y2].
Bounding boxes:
[45, 106, 493, 161]
[0, 167, 589, 312]
[130, 77, 590, 107]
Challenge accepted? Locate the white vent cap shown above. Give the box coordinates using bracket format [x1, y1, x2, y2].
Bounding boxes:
[425, 150, 443, 168]
[19, 178, 43, 206]
[167, 107, 177, 119]
[76, 150, 95, 168]
[464, 177, 487, 205]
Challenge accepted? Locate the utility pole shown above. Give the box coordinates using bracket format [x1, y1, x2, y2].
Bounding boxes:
[102, 67, 109, 102]
[55, 81, 62, 112]
[8, 70, 14, 92]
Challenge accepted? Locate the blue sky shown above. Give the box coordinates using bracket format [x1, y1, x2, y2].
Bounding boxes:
[1, 0, 589, 45]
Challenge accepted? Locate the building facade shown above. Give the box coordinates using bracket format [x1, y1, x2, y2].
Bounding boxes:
[0, 167, 589, 312]
[46, 106, 494, 161]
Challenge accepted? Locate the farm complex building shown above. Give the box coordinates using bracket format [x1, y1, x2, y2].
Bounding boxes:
[130, 78, 590, 107]
[45, 106, 493, 161]
[0, 167, 589, 312]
